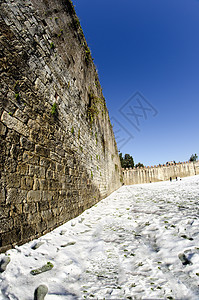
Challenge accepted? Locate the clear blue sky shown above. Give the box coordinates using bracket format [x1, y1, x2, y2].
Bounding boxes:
[73, 0, 199, 166]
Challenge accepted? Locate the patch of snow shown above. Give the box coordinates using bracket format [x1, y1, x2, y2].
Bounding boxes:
[1, 175, 199, 299]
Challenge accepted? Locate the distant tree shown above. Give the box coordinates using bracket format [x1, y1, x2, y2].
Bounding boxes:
[189, 153, 198, 162]
[123, 154, 134, 168]
[119, 153, 134, 168]
[135, 162, 144, 168]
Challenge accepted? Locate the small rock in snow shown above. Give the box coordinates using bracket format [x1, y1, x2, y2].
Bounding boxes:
[178, 253, 192, 266]
[0, 256, 11, 273]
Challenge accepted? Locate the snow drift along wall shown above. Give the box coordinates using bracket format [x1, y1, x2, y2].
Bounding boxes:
[0, 0, 122, 253]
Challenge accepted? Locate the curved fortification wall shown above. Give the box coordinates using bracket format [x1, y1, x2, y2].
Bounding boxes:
[123, 161, 199, 185]
[0, 0, 122, 252]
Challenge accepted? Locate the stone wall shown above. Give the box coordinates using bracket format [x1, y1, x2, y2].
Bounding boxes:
[0, 0, 122, 253]
[123, 161, 199, 185]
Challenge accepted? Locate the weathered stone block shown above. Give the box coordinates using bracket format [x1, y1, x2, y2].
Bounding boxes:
[10, 203, 23, 215]
[56, 163, 64, 173]
[1, 228, 21, 246]
[47, 218, 57, 229]
[17, 163, 29, 176]
[51, 208, 59, 216]
[50, 151, 62, 163]
[42, 191, 53, 202]
[23, 202, 37, 214]
[27, 213, 41, 224]
[36, 220, 47, 234]
[53, 199, 63, 209]
[29, 165, 35, 176]
[1, 111, 29, 137]
[0, 205, 10, 219]
[22, 224, 36, 241]
[41, 210, 53, 221]
[33, 178, 40, 190]
[3, 156, 17, 173]
[40, 158, 51, 168]
[0, 189, 6, 204]
[52, 171, 58, 180]
[34, 166, 40, 177]
[5, 129, 20, 146]
[0, 122, 6, 135]
[38, 201, 49, 211]
[6, 188, 27, 204]
[35, 145, 50, 158]
[40, 167, 46, 179]
[48, 179, 59, 191]
[23, 152, 40, 165]
[46, 169, 53, 179]
[21, 176, 34, 190]
[0, 218, 13, 234]
[59, 190, 67, 198]
[55, 146, 65, 158]
[14, 109, 29, 124]
[39, 179, 48, 190]
[20, 136, 34, 151]
[7, 174, 21, 188]
[50, 161, 56, 171]
[64, 165, 69, 175]
[27, 190, 42, 202]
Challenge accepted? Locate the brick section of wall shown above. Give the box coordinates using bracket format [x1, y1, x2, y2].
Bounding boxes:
[0, 0, 122, 253]
[123, 161, 199, 185]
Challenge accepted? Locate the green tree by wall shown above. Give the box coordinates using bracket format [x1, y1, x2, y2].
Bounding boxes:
[135, 162, 144, 168]
[119, 153, 134, 168]
[190, 153, 198, 162]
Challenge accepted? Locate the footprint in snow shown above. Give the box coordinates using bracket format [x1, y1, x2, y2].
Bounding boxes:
[60, 230, 67, 235]
[31, 242, 44, 250]
[78, 217, 85, 223]
[61, 242, 76, 247]
[34, 285, 48, 300]
[30, 262, 54, 275]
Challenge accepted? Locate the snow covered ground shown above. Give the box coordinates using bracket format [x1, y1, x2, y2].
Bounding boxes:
[1, 175, 199, 300]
